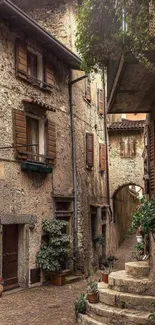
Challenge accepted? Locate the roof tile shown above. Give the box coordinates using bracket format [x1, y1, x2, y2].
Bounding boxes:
[108, 119, 145, 131]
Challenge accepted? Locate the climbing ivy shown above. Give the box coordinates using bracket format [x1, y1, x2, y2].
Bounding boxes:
[76, 0, 155, 72]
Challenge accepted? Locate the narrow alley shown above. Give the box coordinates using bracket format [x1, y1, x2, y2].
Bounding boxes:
[0, 281, 87, 325]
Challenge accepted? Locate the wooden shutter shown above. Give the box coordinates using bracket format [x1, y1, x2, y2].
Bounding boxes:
[86, 133, 94, 167]
[46, 120, 56, 165]
[149, 121, 155, 197]
[44, 63, 55, 88]
[99, 144, 106, 171]
[129, 138, 136, 157]
[120, 139, 125, 157]
[97, 89, 104, 115]
[86, 77, 91, 102]
[13, 109, 27, 159]
[16, 40, 27, 75]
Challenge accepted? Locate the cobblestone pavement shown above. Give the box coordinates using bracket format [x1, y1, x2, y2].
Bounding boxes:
[0, 280, 87, 325]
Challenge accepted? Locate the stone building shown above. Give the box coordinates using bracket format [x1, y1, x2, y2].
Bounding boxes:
[0, 0, 108, 289]
[107, 114, 145, 251]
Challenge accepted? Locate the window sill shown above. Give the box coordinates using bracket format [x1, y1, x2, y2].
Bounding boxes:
[86, 165, 93, 171]
[21, 161, 53, 173]
[83, 96, 91, 106]
[17, 72, 54, 92]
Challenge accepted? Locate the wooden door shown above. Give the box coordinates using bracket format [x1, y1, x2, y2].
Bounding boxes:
[2, 225, 18, 287]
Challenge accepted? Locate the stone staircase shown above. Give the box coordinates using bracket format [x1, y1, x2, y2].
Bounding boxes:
[78, 261, 155, 325]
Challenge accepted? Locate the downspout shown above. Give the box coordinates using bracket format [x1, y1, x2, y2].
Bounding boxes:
[68, 70, 87, 270]
[103, 74, 111, 216]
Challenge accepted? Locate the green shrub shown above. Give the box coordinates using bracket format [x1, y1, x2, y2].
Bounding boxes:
[129, 197, 155, 236]
[36, 219, 70, 273]
[74, 293, 87, 321]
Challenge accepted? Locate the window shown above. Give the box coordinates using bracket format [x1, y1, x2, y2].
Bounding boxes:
[13, 108, 56, 165]
[27, 51, 38, 79]
[86, 133, 94, 168]
[120, 137, 136, 158]
[99, 144, 106, 172]
[97, 88, 104, 115]
[55, 198, 73, 235]
[101, 207, 107, 224]
[85, 76, 91, 102]
[16, 39, 55, 89]
[26, 115, 45, 162]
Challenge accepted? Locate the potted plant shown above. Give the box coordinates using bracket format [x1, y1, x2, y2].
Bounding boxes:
[74, 293, 87, 321]
[136, 227, 144, 243]
[87, 281, 99, 303]
[36, 219, 70, 286]
[101, 259, 113, 284]
[0, 277, 4, 297]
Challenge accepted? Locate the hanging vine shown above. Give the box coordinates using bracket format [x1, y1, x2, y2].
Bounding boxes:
[76, 0, 155, 72]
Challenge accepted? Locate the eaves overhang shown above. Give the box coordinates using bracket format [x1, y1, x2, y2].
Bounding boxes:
[0, 0, 82, 70]
[107, 52, 155, 114]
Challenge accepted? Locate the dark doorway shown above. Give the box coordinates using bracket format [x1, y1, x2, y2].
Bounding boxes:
[113, 185, 142, 246]
[90, 206, 97, 243]
[2, 225, 18, 288]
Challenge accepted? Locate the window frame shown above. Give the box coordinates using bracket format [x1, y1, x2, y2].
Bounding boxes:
[16, 39, 55, 91]
[120, 136, 136, 158]
[26, 112, 47, 163]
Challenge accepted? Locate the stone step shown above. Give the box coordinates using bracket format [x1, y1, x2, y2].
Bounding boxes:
[125, 261, 150, 278]
[108, 270, 155, 296]
[98, 283, 155, 311]
[78, 314, 105, 325]
[65, 275, 84, 284]
[87, 302, 152, 325]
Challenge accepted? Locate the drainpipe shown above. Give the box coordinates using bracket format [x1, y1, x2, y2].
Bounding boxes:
[103, 73, 112, 218]
[68, 70, 87, 271]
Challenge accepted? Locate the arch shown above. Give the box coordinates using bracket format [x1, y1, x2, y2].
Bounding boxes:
[113, 182, 143, 247]
[113, 182, 144, 199]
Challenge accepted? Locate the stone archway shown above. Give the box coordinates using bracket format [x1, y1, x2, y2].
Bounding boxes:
[113, 183, 143, 247]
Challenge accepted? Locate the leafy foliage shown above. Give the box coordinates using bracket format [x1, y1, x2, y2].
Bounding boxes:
[36, 219, 70, 273]
[134, 242, 144, 253]
[94, 234, 105, 245]
[129, 197, 155, 236]
[87, 281, 98, 293]
[74, 293, 87, 320]
[76, 0, 155, 72]
[148, 302, 155, 320]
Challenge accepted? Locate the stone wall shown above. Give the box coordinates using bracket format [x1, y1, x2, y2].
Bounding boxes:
[106, 129, 144, 254]
[0, 0, 108, 286]
[0, 20, 74, 285]
[108, 130, 144, 197]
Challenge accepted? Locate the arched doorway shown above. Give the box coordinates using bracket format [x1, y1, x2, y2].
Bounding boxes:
[113, 183, 143, 247]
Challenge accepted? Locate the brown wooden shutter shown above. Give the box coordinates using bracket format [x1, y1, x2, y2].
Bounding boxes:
[16, 40, 27, 75]
[149, 121, 155, 197]
[86, 77, 91, 102]
[44, 62, 55, 88]
[86, 133, 94, 167]
[46, 120, 56, 165]
[99, 144, 106, 171]
[120, 139, 125, 157]
[13, 109, 27, 159]
[97, 89, 104, 115]
[129, 138, 136, 157]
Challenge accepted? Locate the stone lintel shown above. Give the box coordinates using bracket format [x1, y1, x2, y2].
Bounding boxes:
[0, 214, 37, 225]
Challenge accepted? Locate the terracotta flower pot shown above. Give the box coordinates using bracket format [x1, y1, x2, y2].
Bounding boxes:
[136, 235, 143, 243]
[101, 272, 109, 284]
[50, 273, 66, 286]
[0, 284, 3, 297]
[87, 292, 99, 303]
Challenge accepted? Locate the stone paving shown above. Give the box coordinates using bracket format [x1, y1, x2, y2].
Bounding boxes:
[0, 280, 87, 325]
